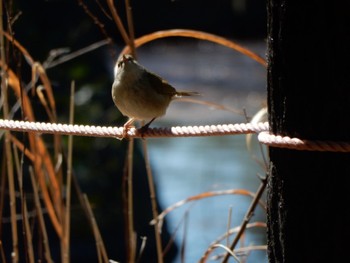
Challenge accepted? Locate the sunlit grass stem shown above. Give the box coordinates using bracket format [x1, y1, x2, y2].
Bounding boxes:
[141, 139, 163, 263]
[0, 1, 18, 261]
[61, 81, 75, 263]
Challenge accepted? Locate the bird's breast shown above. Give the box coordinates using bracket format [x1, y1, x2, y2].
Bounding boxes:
[112, 75, 171, 120]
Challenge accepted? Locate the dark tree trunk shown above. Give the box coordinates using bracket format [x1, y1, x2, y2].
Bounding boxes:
[267, 1, 350, 262]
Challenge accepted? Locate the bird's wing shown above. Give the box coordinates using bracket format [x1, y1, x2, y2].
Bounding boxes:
[145, 71, 177, 96]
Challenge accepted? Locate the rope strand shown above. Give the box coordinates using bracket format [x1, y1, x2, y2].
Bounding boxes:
[1, 119, 350, 152]
[258, 132, 350, 152]
[0, 119, 268, 138]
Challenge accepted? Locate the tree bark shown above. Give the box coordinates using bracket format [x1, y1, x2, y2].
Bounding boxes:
[267, 1, 350, 262]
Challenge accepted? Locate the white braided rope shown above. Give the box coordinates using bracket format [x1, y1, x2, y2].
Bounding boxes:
[1, 119, 350, 152]
[0, 119, 269, 138]
[258, 132, 350, 152]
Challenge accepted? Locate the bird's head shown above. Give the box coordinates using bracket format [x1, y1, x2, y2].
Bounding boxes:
[114, 54, 144, 81]
[117, 54, 135, 68]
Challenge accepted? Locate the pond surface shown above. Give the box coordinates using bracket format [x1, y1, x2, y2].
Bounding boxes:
[148, 136, 267, 262]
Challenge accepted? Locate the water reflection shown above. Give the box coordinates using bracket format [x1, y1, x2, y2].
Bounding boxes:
[148, 136, 267, 262]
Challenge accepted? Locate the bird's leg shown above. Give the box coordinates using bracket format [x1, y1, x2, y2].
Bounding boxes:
[119, 117, 135, 139]
[138, 117, 156, 137]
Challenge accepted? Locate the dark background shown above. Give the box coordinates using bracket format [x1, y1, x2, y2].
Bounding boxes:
[1, 0, 266, 262]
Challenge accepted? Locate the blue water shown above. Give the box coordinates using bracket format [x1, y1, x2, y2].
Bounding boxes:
[148, 136, 267, 262]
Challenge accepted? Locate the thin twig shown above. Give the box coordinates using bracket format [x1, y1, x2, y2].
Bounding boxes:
[213, 244, 241, 263]
[121, 29, 266, 67]
[44, 40, 109, 69]
[106, 0, 130, 46]
[136, 236, 147, 263]
[124, 0, 136, 58]
[161, 206, 187, 257]
[0, 241, 6, 263]
[70, 155, 109, 263]
[180, 211, 189, 263]
[22, 199, 35, 263]
[15, 141, 44, 263]
[62, 81, 75, 263]
[141, 139, 163, 263]
[0, 154, 7, 245]
[0, 3, 18, 261]
[0, 29, 34, 65]
[0, 62, 63, 237]
[82, 194, 109, 263]
[13, 144, 32, 263]
[202, 221, 266, 262]
[221, 176, 267, 263]
[77, 0, 115, 58]
[31, 62, 56, 117]
[150, 189, 265, 230]
[29, 167, 54, 263]
[226, 206, 233, 248]
[210, 245, 267, 261]
[35, 85, 55, 121]
[126, 138, 136, 263]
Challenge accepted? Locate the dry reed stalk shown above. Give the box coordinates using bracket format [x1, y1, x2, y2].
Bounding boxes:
[121, 29, 266, 67]
[226, 207, 233, 248]
[0, 240, 6, 263]
[12, 144, 25, 262]
[141, 140, 163, 263]
[68, 156, 110, 262]
[161, 205, 193, 258]
[10, 134, 35, 160]
[124, 0, 136, 58]
[0, 30, 64, 228]
[150, 189, 266, 230]
[126, 138, 136, 263]
[43, 40, 109, 70]
[0, 60, 62, 236]
[204, 221, 266, 257]
[0, 5, 18, 261]
[31, 63, 57, 119]
[106, 0, 130, 46]
[61, 82, 75, 263]
[222, 177, 267, 263]
[3, 127, 18, 263]
[180, 211, 189, 263]
[82, 194, 109, 263]
[22, 200, 35, 263]
[29, 167, 54, 263]
[0, 156, 6, 240]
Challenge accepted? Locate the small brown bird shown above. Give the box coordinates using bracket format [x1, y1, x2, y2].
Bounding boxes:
[112, 54, 199, 136]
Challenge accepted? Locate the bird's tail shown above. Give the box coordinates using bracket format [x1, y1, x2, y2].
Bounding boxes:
[175, 91, 200, 97]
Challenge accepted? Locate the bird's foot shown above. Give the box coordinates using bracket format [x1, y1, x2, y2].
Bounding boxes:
[137, 118, 156, 139]
[137, 124, 150, 139]
[121, 124, 137, 140]
[115, 126, 130, 140]
[115, 118, 135, 140]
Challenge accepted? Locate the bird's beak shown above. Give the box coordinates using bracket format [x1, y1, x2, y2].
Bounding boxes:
[118, 54, 131, 67]
[117, 55, 127, 68]
[121, 55, 128, 63]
